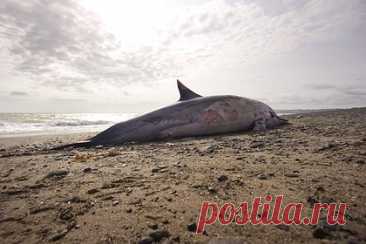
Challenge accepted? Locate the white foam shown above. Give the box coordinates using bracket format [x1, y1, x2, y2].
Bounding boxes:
[0, 113, 136, 137]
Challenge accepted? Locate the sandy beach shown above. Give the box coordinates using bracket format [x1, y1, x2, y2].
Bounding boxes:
[0, 108, 365, 244]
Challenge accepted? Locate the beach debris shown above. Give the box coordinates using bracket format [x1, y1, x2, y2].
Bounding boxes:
[317, 142, 336, 152]
[138, 237, 154, 244]
[208, 239, 247, 244]
[355, 159, 365, 165]
[82, 167, 92, 173]
[312, 218, 338, 239]
[74, 152, 92, 161]
[276, 224, 290, 231]
[187, 223, 197, 232]
[101, 182, 118, 189]
[217, 175, 228, 182]
[64, 196, 87, 203]
[307, 195, 319, 207]
[2, 168, 14, 178]
[1, 188, 28, 196]
[58, 206, 74, 221]
[284, 172, 300, 178]
[208, 186, 218, 193]
[112, 200, 119, 206]
[250, 141, 265, 149]
[257, 174, 268, 180]
[48, 221, 76, 242]
[151, 165, 168, 173]
[44, 170, 69, 180]
[29, 205, 55, 215]
[49, 229, 69, 242]
[200, 144, 219, 154]
[87, 188, 99, 194]
[148, 229, 170, 242]
[147, 223, 159, 230]
[106, 148, 120, 157]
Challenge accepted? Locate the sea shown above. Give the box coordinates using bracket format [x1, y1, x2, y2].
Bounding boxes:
[0, 113, 136, 138]
[0, 110, 306, 138]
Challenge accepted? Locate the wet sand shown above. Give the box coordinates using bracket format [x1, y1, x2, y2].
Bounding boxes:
[0, 108, 365, 244]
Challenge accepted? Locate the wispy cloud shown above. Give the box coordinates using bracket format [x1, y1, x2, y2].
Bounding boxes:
[0, 0, 365, 111]
[10, 91, 29, 96]
[0, 0, 177, 91]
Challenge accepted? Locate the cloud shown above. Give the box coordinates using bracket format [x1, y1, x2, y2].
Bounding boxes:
[10, 91, 28, 96]
[0, 0, 177, 92]
[305, 84, 336, 90]
[340, 86, 366, 97]
[0, 0, 365, 111]
[50, 98, 86, 102]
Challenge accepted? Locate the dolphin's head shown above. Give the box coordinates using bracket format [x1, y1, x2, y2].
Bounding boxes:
[265, 108, 288, 129]
[249, 100, 288, 131]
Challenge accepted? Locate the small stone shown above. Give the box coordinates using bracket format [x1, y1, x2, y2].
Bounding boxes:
[208, 238, 246, 244]
[284, 173, 299, 178]
[64, 196, 86, 203]
[102, 196, 114, 201]
[49, 230, 68, 241]
[355, 159, 365, 165]
[257, 174, 268, 180]
[147, 223, 158, 230]
[187, 223, 197, 232]
[218, 175, 228, 182]
[317, 142, 336, 151]
[59, 207, 74, 221]
[138, 237, 153, 244]
[313, 228, 330, 239]
[276, 224, 290, 231]
[208, 186, 217, 193]
[87, 188, 99, 194]
[172, 236, 180, 242]
[101, 182, 118, 189]
[250, 141, 265, 148]
[45, 170, 69, 179]
[83, 167, 92, 173]
[312, 218, 337, 239]
[149, 230, 170, 242]
[112, 201, 119, 206]
[307, 195, 319, 206]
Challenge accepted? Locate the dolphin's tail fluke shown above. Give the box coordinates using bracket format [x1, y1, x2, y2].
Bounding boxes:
[51, 141, 92, 150]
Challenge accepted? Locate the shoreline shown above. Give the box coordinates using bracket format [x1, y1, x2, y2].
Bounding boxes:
[0, 107, 363, 142]
[0, 107, 365, 243]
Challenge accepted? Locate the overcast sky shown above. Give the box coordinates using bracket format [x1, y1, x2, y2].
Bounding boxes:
[0, 0, 365, 113]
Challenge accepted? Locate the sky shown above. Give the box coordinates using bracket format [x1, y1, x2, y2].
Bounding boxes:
[0, 0, 365, 113]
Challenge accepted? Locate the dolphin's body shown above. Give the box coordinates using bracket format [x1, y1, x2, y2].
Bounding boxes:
[55, 81, 287, 149]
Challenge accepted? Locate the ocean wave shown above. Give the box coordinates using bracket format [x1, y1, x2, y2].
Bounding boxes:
[0, 113, 135, 137]
[51, 120, 112, 127]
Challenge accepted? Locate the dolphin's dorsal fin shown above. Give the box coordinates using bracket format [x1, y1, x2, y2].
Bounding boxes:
[177, 80, 202, 101]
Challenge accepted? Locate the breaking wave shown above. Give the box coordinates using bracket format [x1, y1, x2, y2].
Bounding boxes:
[0, 113, 135, 137]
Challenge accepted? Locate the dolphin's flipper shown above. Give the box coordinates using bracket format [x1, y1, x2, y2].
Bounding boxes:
[253, 118, 266, 131]
[177, 80, 202, 101]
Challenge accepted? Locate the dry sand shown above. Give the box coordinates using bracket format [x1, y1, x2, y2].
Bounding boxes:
[0, 108, 365, 244]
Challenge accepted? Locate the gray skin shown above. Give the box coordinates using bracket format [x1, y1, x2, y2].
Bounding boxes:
[55, 81, 287, 149]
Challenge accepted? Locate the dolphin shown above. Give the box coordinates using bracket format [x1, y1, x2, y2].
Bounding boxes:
[54, 80, 287, 149]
